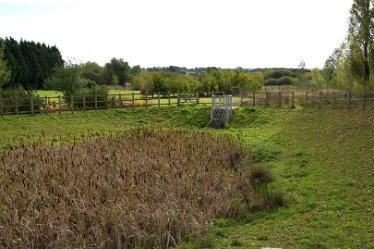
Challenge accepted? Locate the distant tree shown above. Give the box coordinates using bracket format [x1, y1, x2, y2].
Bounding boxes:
[103, 58, 130, 85]
[111, 74, 119, 85]
[45, 61, 94, 96]
[298, 61, 306, 70]
[82, 61, 105, 84]
[130, 65, 142, 76]
[323, 48, 340, 88]
[0, 43, 11, 88]
[311, 68, 324, 90]
[346, 0, 374, 92]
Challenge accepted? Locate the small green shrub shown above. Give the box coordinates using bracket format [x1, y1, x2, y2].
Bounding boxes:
[250, 165, 275, 186]
[230, 239, 243, 247]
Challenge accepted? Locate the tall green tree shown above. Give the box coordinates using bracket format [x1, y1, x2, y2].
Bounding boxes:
[103, 58, 130, 85]
[82, 61, 105, 84]
[0, 43, 11, 88]
[347, 0, 374, 92]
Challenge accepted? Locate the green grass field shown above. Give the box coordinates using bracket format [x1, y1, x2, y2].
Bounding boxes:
[0, 106, 373, 248]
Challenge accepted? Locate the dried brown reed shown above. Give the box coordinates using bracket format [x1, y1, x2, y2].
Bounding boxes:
[0, 129, 258, 249]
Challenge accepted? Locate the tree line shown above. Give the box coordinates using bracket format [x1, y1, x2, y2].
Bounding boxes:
[323, 0, 374, 94]
[0, 37, 64, 89]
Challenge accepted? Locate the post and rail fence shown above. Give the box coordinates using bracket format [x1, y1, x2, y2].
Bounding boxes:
[0, 91, 373, 116]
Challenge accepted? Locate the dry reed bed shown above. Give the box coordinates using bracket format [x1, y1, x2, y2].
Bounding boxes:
[0, 129, 256, 248]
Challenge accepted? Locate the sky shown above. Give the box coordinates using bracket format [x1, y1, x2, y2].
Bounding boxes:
[0, 0, 353, 69]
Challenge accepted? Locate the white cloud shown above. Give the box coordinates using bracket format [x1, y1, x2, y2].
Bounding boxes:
[0, 0, 353, 68]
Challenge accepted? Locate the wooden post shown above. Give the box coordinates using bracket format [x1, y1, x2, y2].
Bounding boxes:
[44, 97, 48, 114]
[333, 92, 336, 110]
[58, 95, 61, 114]
[278, 91, 281, 108]
[252, 92, 256, 107]
[94, 93, 98, 111]
[30, 96, 34, 115]
[265, 91, 269, 107]
[119, 94, 122, 108]
[104, 94, 107, 109]
[157, 92, 160, 108]
[83, 95, 86, 111]
[132, 92, 135, 110]
[291, 91, 295, 109]
[240, 91, 243, 106]
[319, 92, 322, 109]
[145, 92, 148, 108]
[177, 91, 181, 107]
[71, 94, 74, 114]
[15, 97, 19, 115]
[347, 91, 351, 110]
[168, 92, 171, 106]
[196, 92, 200, 104]
[305, 92, 308, 107]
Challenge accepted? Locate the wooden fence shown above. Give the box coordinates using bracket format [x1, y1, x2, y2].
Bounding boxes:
[240, 91, 374, 110]
[0, 92, 204, 116]
[0, 91, 373, 116]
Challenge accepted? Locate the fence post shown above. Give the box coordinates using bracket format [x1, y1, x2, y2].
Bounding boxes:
[15, 97, 19, 115]
[44, 97, 49, 114]
[168, 92, 171, 106]
[83, 95, 86, 111]
[240, 91, 243, 106]
[30, 96, 34, 115]
[196, 92, 200, 104]
[278, 91, 282, 108]
[252, 91, 256, 107]
[58, 95, 61, 114]
[119, 94, 122, 108]
[347, 91, 351, 110]
[319, 92, 322, 109]
[145, 92, 148, 108]
[305, 92, 308, 107]
[265, 91, 269, 107]
[132, 92, 135, 110]
[94, 93, 98, 111]
[333, 92, 336, 110]
[291, 91, 295, 109]
[71, 94, 74, 114]
[157, 92, 161, 108]
[177, 91, 181, 107]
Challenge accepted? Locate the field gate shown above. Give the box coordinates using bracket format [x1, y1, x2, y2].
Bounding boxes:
[210, 95, 233, 128]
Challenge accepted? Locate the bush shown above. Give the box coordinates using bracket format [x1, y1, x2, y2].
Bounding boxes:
[278, 76, 295, 85]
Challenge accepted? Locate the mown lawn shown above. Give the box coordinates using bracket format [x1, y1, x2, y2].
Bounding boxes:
[0, 106, 373, 248]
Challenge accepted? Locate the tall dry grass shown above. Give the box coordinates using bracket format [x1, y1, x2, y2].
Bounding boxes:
[0, 129, 258, 248]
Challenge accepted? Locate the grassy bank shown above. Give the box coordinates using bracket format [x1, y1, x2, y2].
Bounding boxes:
[181, 108, 374, 248]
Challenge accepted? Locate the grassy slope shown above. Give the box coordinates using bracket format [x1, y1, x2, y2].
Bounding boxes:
[0, 106, 373, 248]
[0, 106, 211, 149]
[182, 108, 374, 249]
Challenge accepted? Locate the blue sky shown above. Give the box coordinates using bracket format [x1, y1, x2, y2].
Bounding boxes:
[0, 0, 353, 69]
